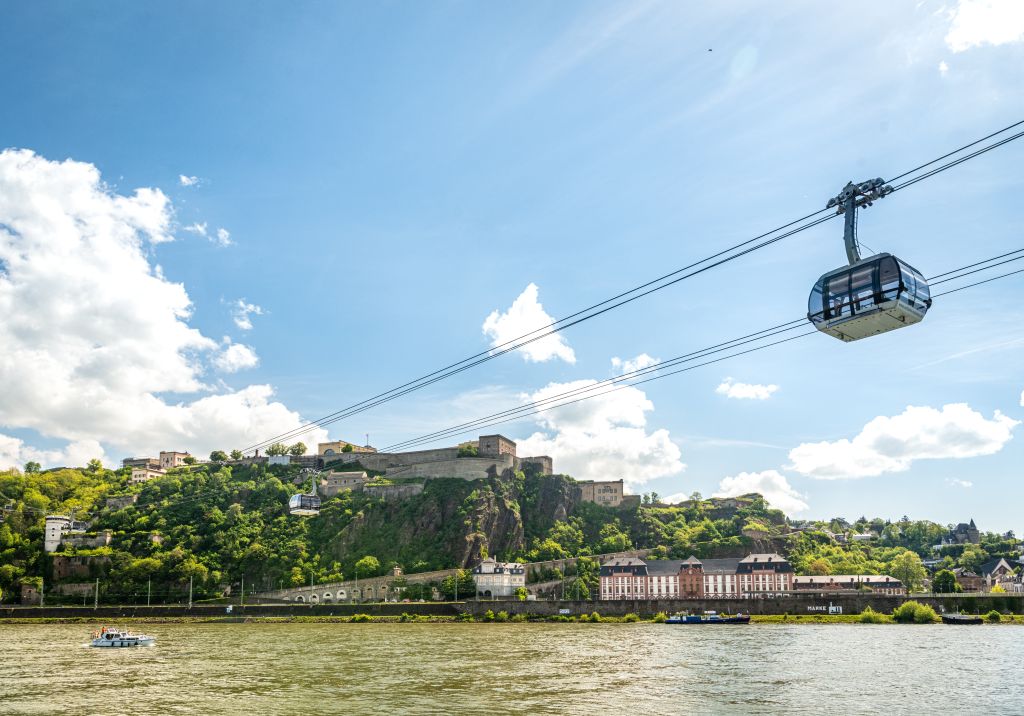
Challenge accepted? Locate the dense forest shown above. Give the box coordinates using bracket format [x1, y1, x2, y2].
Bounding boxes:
[0, 460, 1019, 604]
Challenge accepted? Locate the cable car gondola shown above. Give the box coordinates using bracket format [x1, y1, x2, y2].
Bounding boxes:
[808, 179, 932, 342]
[289, 469, 321, 517]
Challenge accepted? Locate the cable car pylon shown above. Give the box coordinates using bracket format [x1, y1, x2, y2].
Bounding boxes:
[807, 178, 932, 341]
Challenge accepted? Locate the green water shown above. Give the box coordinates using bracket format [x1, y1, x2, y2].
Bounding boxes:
[1, 622, 1021, 715]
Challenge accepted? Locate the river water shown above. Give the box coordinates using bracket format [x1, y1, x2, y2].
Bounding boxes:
[1, 622, 1022, 715]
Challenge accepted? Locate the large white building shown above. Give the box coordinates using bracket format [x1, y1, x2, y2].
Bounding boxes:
[471, 558, 526, 598]
[599, 554, 794, 600]
[44, 515, 72, 553]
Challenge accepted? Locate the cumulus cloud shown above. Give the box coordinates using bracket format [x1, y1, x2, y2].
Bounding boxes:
[788, 403, 1019, 479]
[516, 379, 683, 488]
[179, 174, 200, 187]
[0, 433, 109, 469]
[183, 222, 208, 237]
[611, 353, 659, 375]
[946, 478, 973, 488]
[0, 148, 326, 468]
[938, 60, 950, 76]
[716, 377, 779, 400]
[482, 283, 575, 364]
[214, 227, 232, 247]
[214, 342, 260, 373]
[945, 0, 1024, 52]
[714, 470, 808, 514]
[231, 299, 264, 331]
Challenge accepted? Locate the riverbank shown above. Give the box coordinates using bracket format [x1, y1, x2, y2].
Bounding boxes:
[4, 612, 1024, 625]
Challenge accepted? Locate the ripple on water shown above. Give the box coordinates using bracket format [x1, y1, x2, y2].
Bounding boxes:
[0, 622, 1023, 715]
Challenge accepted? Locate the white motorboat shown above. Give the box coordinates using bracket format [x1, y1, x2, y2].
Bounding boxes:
[90, 626, 156, 647]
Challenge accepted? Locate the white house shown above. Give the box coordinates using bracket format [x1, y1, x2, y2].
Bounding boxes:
[471, 558, 526, 598]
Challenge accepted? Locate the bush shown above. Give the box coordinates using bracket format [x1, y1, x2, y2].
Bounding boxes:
[456, 611, 473, 622]
[495, 610, 509, 622]
[483, 609, 496, 622]
[652, 611, 668, 623]
[622, 613, 640, 623]
[859, 607, 886, 624]
[588, 611, 602, 623]
[510, 613, 528, 623]
[986, 609, 1002, 623]
[400, 612, 411, 622]
[350, 613, 371, 623]
[892, 601, 938, 624]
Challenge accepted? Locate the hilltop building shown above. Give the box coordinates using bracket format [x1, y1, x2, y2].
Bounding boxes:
[122, 457, 160, 470]
[130, 466, 166, 484]
[945, 519, 981, 545]
[318, 441, 377, 457]
[44, 515, 72, 553]
[599, 554, 793, 600]
[159, 451, 192, 469]
[316, 434, 552, 482]
[320, 471, 370, 497]
[578, 479, 625, 507]
[471, 558, 526, 598]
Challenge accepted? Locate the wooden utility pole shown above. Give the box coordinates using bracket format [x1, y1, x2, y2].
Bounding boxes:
[94, 578, 99, 609]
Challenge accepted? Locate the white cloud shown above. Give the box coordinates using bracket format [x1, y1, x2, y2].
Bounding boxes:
[0, 148, 326, 468]
[0, 433, 109, 469]
[516, 379, 683, 488]
[787, 403, 1019, 480]
[214, 341, 259, 373]
[611, 353, 659, 374]
[214, 227, 233, 247]
[946, 478, 973, 488]
[231, 299, 264, 331]
[661, 492, 690, 505]
[183, 222, 208, 237]
[715, 377, 779, 400]
[945, 0, 1024, 52]
[482, 283, 575, 364]
[179, 174, 200, 187]
[938, 60, 949, 76]
[714, 470, 808, 514]
[1020, 388, 1023, 407]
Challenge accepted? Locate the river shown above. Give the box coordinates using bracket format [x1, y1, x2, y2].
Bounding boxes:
[1, 622, 1021, 715]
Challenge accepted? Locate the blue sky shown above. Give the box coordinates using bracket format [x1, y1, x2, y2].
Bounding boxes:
[1, 1, 1022, 530]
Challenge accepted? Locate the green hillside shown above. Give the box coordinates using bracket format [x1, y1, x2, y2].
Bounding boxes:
[0, 461, 1019, 603]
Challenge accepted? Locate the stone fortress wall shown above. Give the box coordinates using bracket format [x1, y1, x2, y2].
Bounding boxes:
[318, 435, 552, 482]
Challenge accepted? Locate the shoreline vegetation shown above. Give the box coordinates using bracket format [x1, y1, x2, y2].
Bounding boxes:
[4, 611, 1024, 626]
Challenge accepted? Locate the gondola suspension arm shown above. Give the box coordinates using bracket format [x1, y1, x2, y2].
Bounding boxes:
[827, 178, 894, 265]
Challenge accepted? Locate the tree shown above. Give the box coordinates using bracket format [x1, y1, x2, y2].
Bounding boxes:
[440, 569, 475, 600]
[807, 558, 832, 576]
[23, 461, 40, 474]
[209, 451, 228, 462]
[183, 456, 196, 465]
[229, 450, 243, 460]
[87, 458, 103, 472]
[689, 491, 702, 501]
[887, 550, 927, 592]
[341, 443, 354, 453]
[288, 442, 307, 456]
[514, 586, 528, 601]
[958, 544, 986, 572]
[990, 583, 1007, 594]
[266, 443, 288, 456]
[650, 491, 660, 504]
[932, 569, 959, 594]
[355, 555, 381, 579]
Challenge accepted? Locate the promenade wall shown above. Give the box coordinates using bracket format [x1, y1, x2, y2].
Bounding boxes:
[457, 593, 1024, 617]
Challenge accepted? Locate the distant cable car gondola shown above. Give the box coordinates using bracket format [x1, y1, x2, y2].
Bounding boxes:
[289, 469, 321, 517]
[808, 179, 932, 342]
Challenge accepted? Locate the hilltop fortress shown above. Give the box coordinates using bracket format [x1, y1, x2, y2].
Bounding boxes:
[318, 434, 553, 481]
